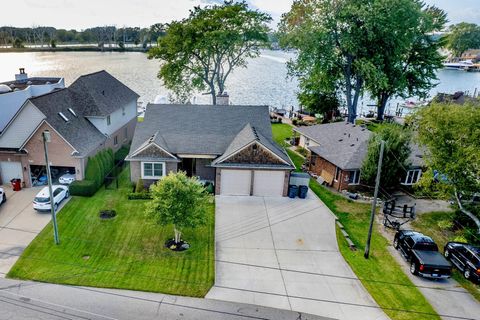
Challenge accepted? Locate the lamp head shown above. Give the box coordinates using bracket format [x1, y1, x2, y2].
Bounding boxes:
[43, 130, 51, 143]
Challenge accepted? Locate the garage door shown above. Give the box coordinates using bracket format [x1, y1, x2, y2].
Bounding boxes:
[220, 170, 251, 196]
[253, 170, 285, 197]
[0, 161, 22, 184]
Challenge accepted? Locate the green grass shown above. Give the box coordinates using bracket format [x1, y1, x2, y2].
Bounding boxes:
[309, 180, 440, 320]
[271, 123, 294, 147]
[412, 211, 480, 302]
[8, 167, 215, 297]
[286, 149, 304, 172]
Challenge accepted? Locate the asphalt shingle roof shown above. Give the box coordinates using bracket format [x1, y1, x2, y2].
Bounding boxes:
[129, 104, 292, 166]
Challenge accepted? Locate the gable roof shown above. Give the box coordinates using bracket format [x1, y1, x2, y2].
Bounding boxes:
[128, 104, 292, 167]
[295, 122, 372, 170]
[69, 70, 139, 117]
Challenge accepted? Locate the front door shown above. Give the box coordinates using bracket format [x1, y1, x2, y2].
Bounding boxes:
[179, 158, 196, 177]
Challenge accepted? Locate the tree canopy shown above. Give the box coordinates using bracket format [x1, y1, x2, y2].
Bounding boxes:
[445, 23, 480, 57]
[361, 124, 412, 190]
[279, 0, 446, 122]
[146, 172, 210, 243]
[414, 102, 480, 233]
[148, 1, 271, 104]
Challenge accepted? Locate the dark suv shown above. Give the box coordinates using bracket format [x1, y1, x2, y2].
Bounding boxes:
[394, 230, 452, 279]
[444, 242, 480, 283]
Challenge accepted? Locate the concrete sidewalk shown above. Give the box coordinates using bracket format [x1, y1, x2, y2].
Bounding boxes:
[207, 194, 388, 320]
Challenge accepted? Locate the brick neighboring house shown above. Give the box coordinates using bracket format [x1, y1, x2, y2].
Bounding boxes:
[126, 104, 294, 197]
[294, 122, 424, 191]
[0, 70, 138, 187]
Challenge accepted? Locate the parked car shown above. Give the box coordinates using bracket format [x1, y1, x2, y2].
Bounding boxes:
[444, 242, 480, 283]
[394, 230, 452, 279]
[0, 187, 5, 205]
[59, 173, 76, 184]
[33, 185, 69, 212]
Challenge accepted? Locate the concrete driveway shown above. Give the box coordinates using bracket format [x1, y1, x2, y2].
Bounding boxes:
[206, 193, 388, 320]
[0, 185, 69, 276]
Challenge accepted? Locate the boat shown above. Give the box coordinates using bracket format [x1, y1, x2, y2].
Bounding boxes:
[465, 64, 480, 72]
[443, 60, 474, 70]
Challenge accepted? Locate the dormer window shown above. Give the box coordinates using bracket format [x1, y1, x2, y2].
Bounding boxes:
[58, 112, 69, 122]
[68, 108, 77, 117]
[107, 115, 111, 126]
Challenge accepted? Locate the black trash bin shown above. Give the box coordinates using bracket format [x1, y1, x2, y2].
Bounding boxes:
[288, 185, 298, 198]
[298, 185, 308, 199]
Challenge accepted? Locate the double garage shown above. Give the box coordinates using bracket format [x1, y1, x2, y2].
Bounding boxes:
[0, 161, 23, 185]
[219, 169, 288, 197]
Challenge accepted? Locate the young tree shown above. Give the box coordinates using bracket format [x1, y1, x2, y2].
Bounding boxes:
[415, 103, 480, 234]
[364, 1, 447, 120]
[146, 172, 209, 244]
[445, 23, 480, 57]
[361, 124, 412, 190]
[148, 1, 271, 105]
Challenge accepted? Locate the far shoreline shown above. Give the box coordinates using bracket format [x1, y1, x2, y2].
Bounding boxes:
[0, 47, 149, 53]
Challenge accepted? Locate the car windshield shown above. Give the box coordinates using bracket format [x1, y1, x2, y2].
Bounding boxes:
[415, 242, 438, 251]
[34, 197, 50, 203]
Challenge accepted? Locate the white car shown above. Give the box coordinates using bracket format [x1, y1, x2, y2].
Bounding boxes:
[0, 187, 5, 205]
[33, 185, 69, 212]
[59, 173, 76, 184]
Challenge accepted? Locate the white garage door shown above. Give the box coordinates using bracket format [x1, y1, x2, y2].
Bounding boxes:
[253, 170, 285, 197]
[0, 161, 22, 184]
[220, 169, 251, 196]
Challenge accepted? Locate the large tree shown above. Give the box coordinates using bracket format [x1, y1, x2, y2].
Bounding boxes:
[415, 103, 480, 234]
[364, 1, 447, 121]
[146, 172, 210, 244]
[148, 1, 271, 105]
[445, 23, 480, 58]
[361, 124, 412, 190]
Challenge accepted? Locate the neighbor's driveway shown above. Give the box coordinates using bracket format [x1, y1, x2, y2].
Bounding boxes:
[0, 186, 69, 276]
[206, 193, 388, 320]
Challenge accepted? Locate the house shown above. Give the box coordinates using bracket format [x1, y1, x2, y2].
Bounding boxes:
[0, 70, 138, 187]
[126, 104, 294, 196]
[294, 122, 424, 191]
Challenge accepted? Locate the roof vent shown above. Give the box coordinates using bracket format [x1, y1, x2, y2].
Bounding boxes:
[102, 90, 105, 95]
[58, 112, 69, 122]
[68, 108, 77, 117]
[350, 144, 355, 147]
[339, 139, 343, 142]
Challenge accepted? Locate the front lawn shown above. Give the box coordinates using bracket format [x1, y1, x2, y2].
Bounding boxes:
[412, 211, 480, 302]
[8, 167, 215, 297]
[271, 123, 293, 147]
[309, 180, 440, 320]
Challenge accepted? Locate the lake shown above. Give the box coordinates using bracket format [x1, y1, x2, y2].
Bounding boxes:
[1, 50, 479, 113]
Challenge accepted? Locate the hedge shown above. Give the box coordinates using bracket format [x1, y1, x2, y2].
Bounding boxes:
[114, 145, 130, 163]
[127, 192, 152, 200]
[69, 180, 97, 197]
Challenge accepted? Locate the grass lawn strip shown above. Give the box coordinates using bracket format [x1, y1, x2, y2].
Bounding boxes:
[271, 123, 304, 172]
[8, 167, 215, 297]
[309, 180, 440, 320]
[412, 211, 480, 302]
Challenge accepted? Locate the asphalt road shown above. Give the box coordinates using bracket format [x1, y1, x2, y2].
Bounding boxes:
[0, 277, 332, 320]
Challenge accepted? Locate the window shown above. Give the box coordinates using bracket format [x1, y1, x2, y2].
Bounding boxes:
[142, 162, 165, 179]
[68, 108, 77, 117]
[107, 115, 111, 126]
[305, 138, 310, 147]
[334, 167, 340, 181]
[124, 127, 128, 140]
[122, 106, 126, 116]
[347, 170, 360, 185]
[53, 188, 62, 196]
[114, 135, 118, 145]
[58, 112, 69, 122]
[403, 169, 422, 185]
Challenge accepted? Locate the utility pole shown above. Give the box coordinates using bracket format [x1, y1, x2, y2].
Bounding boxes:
[43, 130, 60, 245]
[364, 140, 385, 259]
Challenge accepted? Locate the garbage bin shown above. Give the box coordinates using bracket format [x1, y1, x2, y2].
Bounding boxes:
[299, 185, 308, 199]
[288, 185, 298, 199]
[11, 178, 21, 191]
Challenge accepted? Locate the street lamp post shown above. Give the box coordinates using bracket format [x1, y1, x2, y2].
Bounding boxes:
[43, 130, 60, 245]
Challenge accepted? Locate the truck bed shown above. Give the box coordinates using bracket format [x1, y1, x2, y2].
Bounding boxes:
[414, 250, 451, 268]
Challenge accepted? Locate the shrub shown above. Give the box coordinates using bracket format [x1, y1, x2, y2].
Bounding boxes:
[136, 179, 145, 193]
[85, 157, 102, 188]
[437, 219, 453, 230]
[292, 119, 298, 125]
[69, 180, 97, 197]
[452, 235, 468, 243]
[114, 145, 130, 163]
[296, 146, 309, 157]
[127, 192, 152, 200]
[107, 149, 114, 168]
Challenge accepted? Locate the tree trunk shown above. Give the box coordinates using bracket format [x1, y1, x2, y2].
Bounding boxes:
[376, 93, 389, 121]
[174, 226, 182, 243]
[455, 190, 480, 235]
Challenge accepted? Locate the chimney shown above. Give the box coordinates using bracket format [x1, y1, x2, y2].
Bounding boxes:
[15, 68, 28, 83]
[216, 92, 230, 105]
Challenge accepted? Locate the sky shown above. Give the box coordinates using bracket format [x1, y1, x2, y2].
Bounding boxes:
[1, 0, 479, 30]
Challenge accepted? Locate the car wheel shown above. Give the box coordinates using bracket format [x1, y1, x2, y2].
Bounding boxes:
[464, 268, 471, 280]
[393, 238, 399, 249]
[54, 203, 58, 212]
[65, 191, 69, 199]
[444, 249, 450, 259]
[2, 195, 5, 204]
[410, 262, 418, 275]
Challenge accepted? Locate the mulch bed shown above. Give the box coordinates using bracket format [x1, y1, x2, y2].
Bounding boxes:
[165, 239, 190, 251]
[99, 210, 117, 220]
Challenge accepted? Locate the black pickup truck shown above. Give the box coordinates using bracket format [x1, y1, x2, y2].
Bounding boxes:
[444, 242, 480, 283]
[394, 230, 452, 279]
